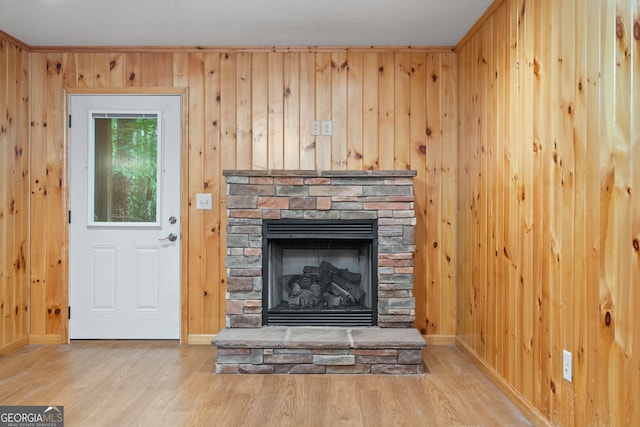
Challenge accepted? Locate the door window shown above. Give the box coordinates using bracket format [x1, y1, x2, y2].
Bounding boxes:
[89, 112, 161, 226]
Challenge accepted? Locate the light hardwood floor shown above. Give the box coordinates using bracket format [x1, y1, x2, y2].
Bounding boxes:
[0, 342, 532, 426]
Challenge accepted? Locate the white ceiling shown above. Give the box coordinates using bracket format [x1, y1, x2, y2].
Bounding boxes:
[0, 0, 491, 47]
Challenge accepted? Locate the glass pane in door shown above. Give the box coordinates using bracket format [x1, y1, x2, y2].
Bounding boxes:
[91, 113, 160, 225]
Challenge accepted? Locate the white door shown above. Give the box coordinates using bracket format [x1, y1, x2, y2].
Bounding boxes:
[69, 94, 181, 339]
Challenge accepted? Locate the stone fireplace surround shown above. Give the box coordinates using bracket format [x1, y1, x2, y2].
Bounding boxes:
[212, 170, 426, 374]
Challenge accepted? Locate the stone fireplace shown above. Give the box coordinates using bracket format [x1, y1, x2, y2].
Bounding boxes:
[213, 170, 426, 374]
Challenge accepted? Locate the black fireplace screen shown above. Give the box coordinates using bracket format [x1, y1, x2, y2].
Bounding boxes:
[262, 220, 377, 326]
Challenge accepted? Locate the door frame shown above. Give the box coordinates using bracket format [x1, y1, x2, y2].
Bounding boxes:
[64, 87, 189, 343]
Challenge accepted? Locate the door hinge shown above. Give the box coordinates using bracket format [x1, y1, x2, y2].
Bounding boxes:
[68, 306, 71, 319]
[68, 114, 71, 128]
[68, 210, 71, 224]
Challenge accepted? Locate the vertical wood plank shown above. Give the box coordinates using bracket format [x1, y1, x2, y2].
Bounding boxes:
[29, 53, 48, 337]
[505, 0, 519, 388]
[124, 52, 141, 87]
[109, 52, 125, 87]
[172, 53, 189, 87]
[331, 52, 348, 169]
[425, 53, 442, 335]
[220, 52, 236, 329]
[559, 0, 576, 423]
[284, 53, 300, 169]
[478, 22, 489, 361]
[236, 53, 252, 169]
[94, 53, 111, 88]
[456, 40, 471, 347]
[466, 29, 477, 360]
[77, 53, 96, 87]
[268, 53, 284, 169]
[440, 52, 457, 335]
[252, 53, 268, 170]
[378, 53, 395, 170]
[572, 0, 588, 424]
[347, 52, 363, 171]
[410, 52, 427, 334]
[315, 53, 332, 170]
[520, 0, 535, 405]
[15, 44, 30, 341]
[187, 52, 206, 334]
[299, 53, 316, 170]
[140, 53, 159, 87]
[485, 11, 498, 365]
[630, 1, 640, 424]
[205, 52, 222, 333]
[599, 1, 617, 423]
[45, 52, 65, 337]
[394, 53, 411, 171]
[548, 0, 564, 420]
[156, 53, 174, 87]
[583, 1, 602, 423]
[362, 53, 379, 170]
[7, 43, 19, 340]
[613, 0, 633, 424]
[492, 1, 508, 378]
[221, 52, 237, 170]
[533, 0, 551, 416]
[61, 53, 76, 88]
[5, 43, 15, 340]
[0, 40, 9, 344]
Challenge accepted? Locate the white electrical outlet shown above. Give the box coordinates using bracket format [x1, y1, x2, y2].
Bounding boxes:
[195, 193, 212, 210]
[563, 349, 572, 382]
[311, 120, 321, 136]
[322, 120, 332, 136]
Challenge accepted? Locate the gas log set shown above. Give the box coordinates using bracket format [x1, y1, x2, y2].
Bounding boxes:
[281, 261, 365, 309]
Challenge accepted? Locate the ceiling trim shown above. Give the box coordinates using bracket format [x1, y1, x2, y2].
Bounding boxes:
[0, 30, 31, 51]
[1, 30, 456, 53]
[28, 45, 455, 54]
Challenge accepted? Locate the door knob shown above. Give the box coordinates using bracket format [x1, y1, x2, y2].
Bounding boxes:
[159, 233, 177, 242]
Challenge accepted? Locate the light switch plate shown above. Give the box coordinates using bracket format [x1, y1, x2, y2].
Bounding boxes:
[322, 120, 332, 136]
[311, 120, 321, 136]
[195, 193, 212, 210]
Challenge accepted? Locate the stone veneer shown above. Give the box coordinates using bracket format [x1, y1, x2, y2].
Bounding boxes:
[222, 169, 417, 328]
[213, 170, 425, 375]
[214, 326, 426, 374]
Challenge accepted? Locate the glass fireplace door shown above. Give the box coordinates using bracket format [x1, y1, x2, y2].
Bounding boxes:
[263, 220, 377, 326]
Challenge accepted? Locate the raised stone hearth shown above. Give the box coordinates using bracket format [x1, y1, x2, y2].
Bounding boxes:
[214, 327, 426, 374]
[213, 170, 425, 374]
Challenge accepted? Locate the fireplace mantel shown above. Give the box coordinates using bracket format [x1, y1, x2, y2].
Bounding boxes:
[222, 169, 418, 178]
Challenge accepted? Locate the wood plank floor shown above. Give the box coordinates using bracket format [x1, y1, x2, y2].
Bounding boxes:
[0, 342, 532, 426]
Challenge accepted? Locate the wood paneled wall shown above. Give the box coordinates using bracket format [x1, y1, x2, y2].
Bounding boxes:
[456, 0, 640, 425]
[25, 48, 457, 342]
[0, 37, 29, 353]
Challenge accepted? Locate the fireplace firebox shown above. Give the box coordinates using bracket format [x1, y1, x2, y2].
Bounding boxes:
[263, 220, 377, 326]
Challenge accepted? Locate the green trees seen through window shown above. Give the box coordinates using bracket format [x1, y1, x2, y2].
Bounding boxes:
[94, 116, 158, 223]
